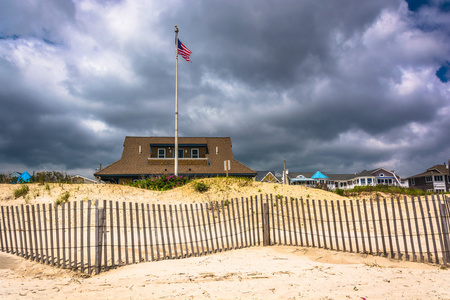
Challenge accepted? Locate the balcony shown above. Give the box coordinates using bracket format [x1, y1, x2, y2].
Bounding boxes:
[147, 157, 209, 166]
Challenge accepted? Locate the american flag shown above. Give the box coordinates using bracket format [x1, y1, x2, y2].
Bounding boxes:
[177, 39, 192, 62]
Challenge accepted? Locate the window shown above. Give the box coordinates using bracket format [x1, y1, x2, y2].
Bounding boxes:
[434, 175, 443, 181]
[191, 148, 199, 158]
[173, 149, 184, 158]
[379, 173, 384, 177]
[367, 178, 372, 184]
[425, 176, 432, 183]
[411, 178, 415, 185]
[361, 178, 366, 185]
[157, 148, 166, 158]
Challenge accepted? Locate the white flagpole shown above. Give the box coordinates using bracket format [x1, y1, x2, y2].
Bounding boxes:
[174, 25, 179, 176]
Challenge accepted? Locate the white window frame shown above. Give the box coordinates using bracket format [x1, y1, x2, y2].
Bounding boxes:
[361, 178, 366, 185]
[425, 176, 432, 183]
[434, 175, 443, 182]
[191, 148, 199, 158]
[157, 148, 166, 158]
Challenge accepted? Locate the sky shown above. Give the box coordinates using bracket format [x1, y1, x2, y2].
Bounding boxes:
[1, 0, 449, 179]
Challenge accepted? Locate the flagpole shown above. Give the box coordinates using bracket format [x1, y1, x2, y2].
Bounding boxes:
[174, 25, 179, 176]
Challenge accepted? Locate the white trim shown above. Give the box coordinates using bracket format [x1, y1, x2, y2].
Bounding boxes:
[157, 148, 166, 158]
[191, 148, 199, 158]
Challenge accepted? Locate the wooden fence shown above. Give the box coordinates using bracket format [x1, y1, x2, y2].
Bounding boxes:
[0, 194, 449, 274]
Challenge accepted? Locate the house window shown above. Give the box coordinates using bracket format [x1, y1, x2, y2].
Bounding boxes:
[379, 173, 384, 177]
[157, 148, 166, 158]
[361, 178, 366, 185]
[425, 176, 432, 183]
[411, 178, 415, 185]
[367, 178, 372, 184]
[173, 149, 184, 158]
[434, 175, 443, 181]
[191, 148, 199, 158]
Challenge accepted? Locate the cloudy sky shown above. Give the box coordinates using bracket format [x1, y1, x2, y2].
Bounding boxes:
[1, 0, 449, 179]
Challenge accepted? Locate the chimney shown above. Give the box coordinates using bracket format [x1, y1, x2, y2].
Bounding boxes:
[99, 163, 102, 170]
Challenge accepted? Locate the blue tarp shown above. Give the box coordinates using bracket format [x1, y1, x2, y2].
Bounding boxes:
[17, 171, 32, 183]
[311, 171, 329, 179]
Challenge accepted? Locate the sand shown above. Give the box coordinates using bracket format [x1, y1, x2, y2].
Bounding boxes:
[1, 181, 448, 299]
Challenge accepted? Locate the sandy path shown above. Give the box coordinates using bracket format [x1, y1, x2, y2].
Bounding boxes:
[1, 245, 448, 299]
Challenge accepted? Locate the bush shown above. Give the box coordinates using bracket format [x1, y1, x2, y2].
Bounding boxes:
[335, 189, 344, 196]
[193, 181, 209, 193]
[55, 191, 70, 205]
[13, 185, 29, 199]
[130, 175, 190, 191]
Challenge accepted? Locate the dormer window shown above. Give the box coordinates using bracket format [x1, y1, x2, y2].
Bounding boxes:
[157, 148, 166, 158]
[191, 148, 199, 158]
[379, 173, 384, 177]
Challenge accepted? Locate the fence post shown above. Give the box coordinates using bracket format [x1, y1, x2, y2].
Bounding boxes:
[439, 203, 450, 265]
[263, 202, 270, 246]
[95, 208, 106, 274]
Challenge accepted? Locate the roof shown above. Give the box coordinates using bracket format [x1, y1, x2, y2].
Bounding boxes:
[94, 136, 256, 177]
[311, 171, 329, 179]
[408, 164, 449, 179]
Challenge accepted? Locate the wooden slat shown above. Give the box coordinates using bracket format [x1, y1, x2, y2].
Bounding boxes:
[123, 202, 129, 264]
[250, 197, 256, 246]
[110, 201, 115, 267]
[243, 198, 249, 247]
[417, 196, 432, 263]
[174, 205, 184, 258]
[306, 199, 315, 247]
[343, 200, 352, 252]
[130, 202, 136, 264]
[27, 205, 34, 260]
[350, 200, 359, 253]
[68, 202, 72, 268]
[116, 201, 122, 266]
[195, 204, 204, 255]
[21, 204, 28, 258]
[424, 195, 438, 263]
[74, 202, 78, 269]
[11, 205, 18, 255]
[291, 198, 298, 246]
[190, 204, 200, 256]
[301, 198, 309, 247]
[285, 197, 293, 245]
[136, 203, 143, 262]
[325, 201, 333, 250]
[227, 200, 235, 249]
[15, 206, 23, 257]
[204, 203, 214, 254]
[36, 204, 43, 263]
[295, 198, 302, 246]
[397, 197, 408, 260]
[87, 201, 92, 273]
[231, 199, 239, 249]
[62, 203, 66, 267]
[318, 200, 327, 249]
[280, 197, 286, 245]
[431, 195, 446, 264]
[370, 199, 379, 255]
[179, 204, 189, 257]
[55, 204, 60, 267]
[79, 202, 84, 271]
[376, 198, 386, 256]
[220, 201, 228, 251]
[356, 200, 365, 254]
[403, 197, 416, 261]
[163, 205, 172, 259]
[411, 196, 424, 262]
[184, 204, 194, 257]
[383, 199, 394, 259]
[0, 206, 4, 252]
[200, 203, 210, 254]
[147, 204, 154, 261]
[7, 206, 13, 253]
[363, 200, 372, 254]
[331, 201, 339, 251]
[256, 195, 261, 246]
[170, 205, 179, 258]
[157, 204, 165, 260]
[390, 198, 401, 259]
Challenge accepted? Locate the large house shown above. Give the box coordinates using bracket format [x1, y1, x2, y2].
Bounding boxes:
[288, 168, 405, 190]
[407, 162, 450, 192]
[94, 136, 256, 184]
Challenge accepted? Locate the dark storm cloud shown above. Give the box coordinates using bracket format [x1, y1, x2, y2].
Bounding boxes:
[0, 0, 449, 178]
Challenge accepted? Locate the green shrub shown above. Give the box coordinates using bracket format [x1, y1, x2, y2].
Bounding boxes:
[55, 191, 70, 205]
[130, 175, 190, 191]
[335, 189, 344, 196]
[193, 181, 209, 193]
[13, 185, 29, 199]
